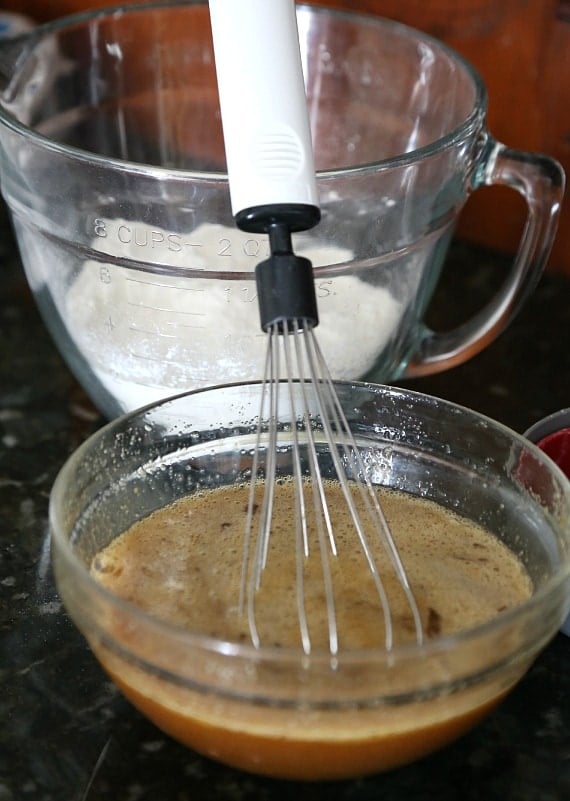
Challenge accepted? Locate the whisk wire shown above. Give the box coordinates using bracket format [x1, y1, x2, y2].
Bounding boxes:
[307, 330, 424, 648]
[291, 323, 339, 656]
[302, 328, 395, 649]
[293, 327, 337, 558]
[242, 320, 423, 654]
[257, 332, 280, 574]
[241, 334, 278, 648]
[283, 326, 313, 655]
[239, 341, 271, 617]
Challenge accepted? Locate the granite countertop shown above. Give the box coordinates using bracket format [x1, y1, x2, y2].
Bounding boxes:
[0, 205, 569, 800]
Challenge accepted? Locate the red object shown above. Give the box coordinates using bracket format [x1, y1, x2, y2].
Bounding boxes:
[536, 428, 570, 478]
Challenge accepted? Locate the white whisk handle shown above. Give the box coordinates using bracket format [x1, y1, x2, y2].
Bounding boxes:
[208, 0, 319, 220]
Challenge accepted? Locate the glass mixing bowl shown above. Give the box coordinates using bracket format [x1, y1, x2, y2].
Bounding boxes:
[0, 2, 564, 418]
[49, 382, 570, 781]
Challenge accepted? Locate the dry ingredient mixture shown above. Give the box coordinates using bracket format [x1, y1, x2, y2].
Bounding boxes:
[66, 222, 403, 411]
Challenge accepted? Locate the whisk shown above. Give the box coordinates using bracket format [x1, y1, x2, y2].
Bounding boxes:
[209, 0, 423, 655]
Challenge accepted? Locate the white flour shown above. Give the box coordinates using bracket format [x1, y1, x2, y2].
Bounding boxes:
[65, 222, 402, 413]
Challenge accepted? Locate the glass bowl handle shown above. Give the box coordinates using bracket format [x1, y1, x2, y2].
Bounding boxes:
[404, 139, 565, 378]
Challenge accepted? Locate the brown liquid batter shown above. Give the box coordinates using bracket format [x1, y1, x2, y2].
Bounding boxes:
[89, 482, 533, 779]
[92, 481, 532, 649]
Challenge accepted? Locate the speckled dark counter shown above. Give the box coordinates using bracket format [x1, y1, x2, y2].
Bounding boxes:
[1, 201, 569, 801]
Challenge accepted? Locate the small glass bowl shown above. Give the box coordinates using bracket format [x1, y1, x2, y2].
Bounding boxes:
[525, 408, 570, 635]
[50, 382, 570, 781]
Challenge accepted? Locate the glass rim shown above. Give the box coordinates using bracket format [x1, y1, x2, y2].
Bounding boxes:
[0, 0, 488, 181]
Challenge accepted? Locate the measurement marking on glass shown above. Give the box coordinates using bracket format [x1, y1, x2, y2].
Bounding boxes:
[124, 274, 208, 336]
[126, 348, 203, 367]
[127, 320, 207, 336]
[125, 277, 207, 291]
[126, 301, 207, 316]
